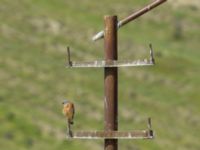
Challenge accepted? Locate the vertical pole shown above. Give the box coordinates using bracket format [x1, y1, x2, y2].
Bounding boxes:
[104, 16, 118, 150]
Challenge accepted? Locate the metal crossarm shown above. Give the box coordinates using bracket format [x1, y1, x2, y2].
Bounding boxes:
[66, 59, 154, 68]
[66, 46, 155, 68]
[67, 130, 154, 139]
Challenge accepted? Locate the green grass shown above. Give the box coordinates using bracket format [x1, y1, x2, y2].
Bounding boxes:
[0, 0, 200, 150]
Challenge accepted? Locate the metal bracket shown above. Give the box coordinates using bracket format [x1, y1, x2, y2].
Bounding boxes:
[149, 44, 155, 64]
[67, 46, 72, 67]
[148, 117, 152, 130]
[66, 130, 153, 140]
[66, 45, 155, 68]
[66, 118, 154, 140]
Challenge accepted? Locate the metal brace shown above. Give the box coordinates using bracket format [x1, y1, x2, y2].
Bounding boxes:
[67, 46, 72, 67]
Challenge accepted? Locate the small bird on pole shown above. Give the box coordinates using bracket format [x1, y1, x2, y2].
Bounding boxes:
[62, 100, 75, 137]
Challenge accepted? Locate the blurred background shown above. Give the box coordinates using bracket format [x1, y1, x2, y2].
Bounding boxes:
[0, 0, 199, 150]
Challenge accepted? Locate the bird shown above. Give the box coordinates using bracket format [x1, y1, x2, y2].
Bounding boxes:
[62, 100, 75, 137]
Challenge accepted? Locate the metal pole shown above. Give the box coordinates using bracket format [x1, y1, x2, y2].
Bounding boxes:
[118, 0, 167, 27]
[104, 16, 118, 150]
[92, 0, 167, 41]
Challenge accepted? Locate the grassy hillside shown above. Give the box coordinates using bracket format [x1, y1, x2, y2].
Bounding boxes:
[0, 0, 200, 150]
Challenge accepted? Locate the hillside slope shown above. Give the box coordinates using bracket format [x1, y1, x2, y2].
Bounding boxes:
[0, 0, 200, 150]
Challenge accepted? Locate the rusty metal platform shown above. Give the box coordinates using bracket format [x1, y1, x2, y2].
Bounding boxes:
[67, 130, 154, 139]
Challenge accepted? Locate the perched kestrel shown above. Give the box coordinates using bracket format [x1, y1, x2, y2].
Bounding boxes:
[62, 100, 75, 137]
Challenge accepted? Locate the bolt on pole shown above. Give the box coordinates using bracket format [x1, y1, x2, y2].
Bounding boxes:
[104, 15, 118, 150]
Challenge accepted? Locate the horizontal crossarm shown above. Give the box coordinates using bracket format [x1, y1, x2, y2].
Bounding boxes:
[67, 130, 154, 139]
[66, 59, 154, 68]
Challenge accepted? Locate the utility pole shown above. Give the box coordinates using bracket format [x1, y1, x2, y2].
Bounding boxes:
[104, 16, 118, 150]
[65, 1, 168, 150]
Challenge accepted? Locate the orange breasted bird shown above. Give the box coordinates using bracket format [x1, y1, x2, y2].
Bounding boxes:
[62, 100, 75, 136]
